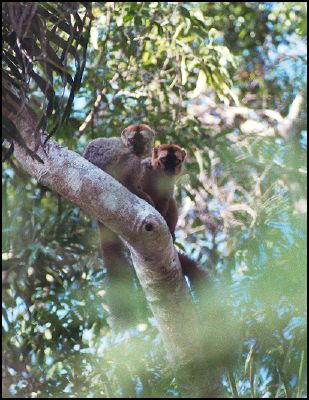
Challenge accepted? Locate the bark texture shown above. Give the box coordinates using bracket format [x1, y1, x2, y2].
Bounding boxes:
[3, 96, 218, 397]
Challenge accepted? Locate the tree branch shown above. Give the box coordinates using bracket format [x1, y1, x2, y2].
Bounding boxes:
[3, 94, 220, 396]
[277, 89, 307, 139]
[190, 89, 306, 140]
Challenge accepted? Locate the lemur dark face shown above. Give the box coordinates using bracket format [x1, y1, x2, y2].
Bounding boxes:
[152, 144, 187, 176]
[121, 124, 156, 156]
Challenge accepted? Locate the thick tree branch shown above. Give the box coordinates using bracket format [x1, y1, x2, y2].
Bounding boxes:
[3, 95, 219, 396]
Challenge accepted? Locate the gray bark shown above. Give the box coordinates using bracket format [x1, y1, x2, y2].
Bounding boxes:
[3, 95, 218, 397]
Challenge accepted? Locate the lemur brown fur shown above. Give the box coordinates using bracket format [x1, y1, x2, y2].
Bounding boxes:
[83, 123, 156, 261]
[83, 125, 156, 327]
[84, 124, 155, 205]
[141, 144, 208, 290]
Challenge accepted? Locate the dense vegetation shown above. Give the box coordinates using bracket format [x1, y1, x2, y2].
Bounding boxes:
[2, 2, 307, 398]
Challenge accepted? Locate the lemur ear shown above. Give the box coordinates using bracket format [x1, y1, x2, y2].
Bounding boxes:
[181, 148, 187, 160]
[141, 124, 156, 137]
[152, 145, 160, 159]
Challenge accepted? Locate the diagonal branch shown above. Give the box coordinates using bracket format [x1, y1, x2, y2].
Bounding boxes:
[277, 89, 307, 139]
[3, 94, 220, 396]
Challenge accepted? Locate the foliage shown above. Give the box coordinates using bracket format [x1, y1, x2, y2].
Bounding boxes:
[2, 2, 92, 161]
[196, 2, 307, 111]
[2, 2, 307, 398]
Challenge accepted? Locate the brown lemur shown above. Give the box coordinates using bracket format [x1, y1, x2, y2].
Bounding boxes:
[84, 129, 205, 296]
[83, 123, 156, 265]
[83, 124, 156, 325]
[141, 144, 208, 290]
[84, 124, 155, 205]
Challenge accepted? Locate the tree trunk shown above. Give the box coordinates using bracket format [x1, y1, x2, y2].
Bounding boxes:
[3, 94, 220, 397]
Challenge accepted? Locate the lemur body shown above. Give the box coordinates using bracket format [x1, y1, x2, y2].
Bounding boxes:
[83, 124, 156, 327]
[142, 144, 207, 289]
[84, 131, 205, 294]
[141, 144, 185, 240]
[84, 124, 155, 204]
[83, 124, 156, 258]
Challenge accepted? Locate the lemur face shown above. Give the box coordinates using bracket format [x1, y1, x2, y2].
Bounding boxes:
[121, 124, 156, 156]
[152, 144, 187, 176]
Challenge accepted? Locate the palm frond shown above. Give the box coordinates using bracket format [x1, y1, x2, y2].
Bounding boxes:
[2, 2, 93, 161]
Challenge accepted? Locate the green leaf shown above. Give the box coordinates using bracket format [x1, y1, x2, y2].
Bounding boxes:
[178, 6, 191, 19]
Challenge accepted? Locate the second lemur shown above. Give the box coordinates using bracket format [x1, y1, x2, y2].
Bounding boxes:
[83, 123, 156, 266]
[83, 124, 156, 326]
[84, 124, 155, 204]
[141, 144, 208, 290]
